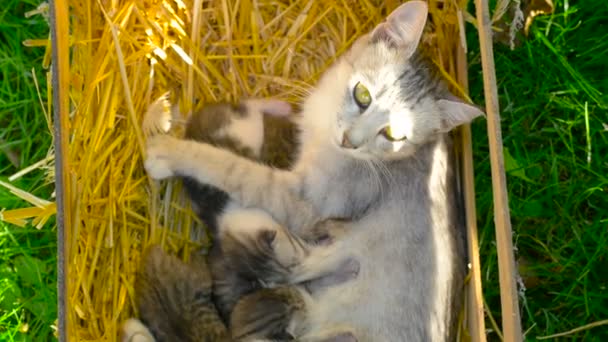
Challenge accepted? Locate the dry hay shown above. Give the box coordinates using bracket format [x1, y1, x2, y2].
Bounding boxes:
[55, 0, 473, 340]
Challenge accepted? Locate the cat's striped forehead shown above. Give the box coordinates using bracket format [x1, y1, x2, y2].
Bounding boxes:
[349, 40, 443, 106]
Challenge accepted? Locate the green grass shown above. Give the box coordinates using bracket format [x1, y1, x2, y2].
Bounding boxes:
[467, 0, 608, 340]
[0, 0, 606, 341]
[0, 0, 56, 341]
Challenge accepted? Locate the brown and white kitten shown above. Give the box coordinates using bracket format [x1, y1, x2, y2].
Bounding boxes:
[144, 1, 484, 340]
[177, 98, 298, 233]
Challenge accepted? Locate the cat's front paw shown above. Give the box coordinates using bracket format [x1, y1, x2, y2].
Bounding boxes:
[144, 135, 178, 180]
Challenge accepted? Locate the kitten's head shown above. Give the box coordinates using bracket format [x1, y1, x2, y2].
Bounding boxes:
[306, 1, 484, 160]
[185, 98, 292, 158]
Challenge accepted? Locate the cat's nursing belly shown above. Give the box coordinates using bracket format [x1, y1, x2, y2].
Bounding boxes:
[302, 208, 445, 341]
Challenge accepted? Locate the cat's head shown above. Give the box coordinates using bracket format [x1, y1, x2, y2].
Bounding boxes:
[306, 1, 484, 160]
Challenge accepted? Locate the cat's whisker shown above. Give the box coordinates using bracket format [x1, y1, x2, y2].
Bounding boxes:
[369, 160, 385, 198]
[376, 159, 398, 193]
[375, 161, 394, 201]
[362, 158, 384, 201]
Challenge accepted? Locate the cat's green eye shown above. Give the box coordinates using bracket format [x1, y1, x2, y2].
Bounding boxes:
[353, 82, 372, 109]
[380, 126, 407, 142]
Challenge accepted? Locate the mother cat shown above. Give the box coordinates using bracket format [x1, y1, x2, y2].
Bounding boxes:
[144, 1, 484, 340]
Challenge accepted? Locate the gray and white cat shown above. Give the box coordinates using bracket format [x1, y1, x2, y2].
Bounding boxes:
[144, 1, 484, 340]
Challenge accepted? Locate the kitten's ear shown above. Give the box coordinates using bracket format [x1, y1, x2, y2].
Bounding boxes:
[246, 99, 292, 117]
[257, 229, 277, 251]
[371, 1, 428, 57]
[437, 97, 486, 132]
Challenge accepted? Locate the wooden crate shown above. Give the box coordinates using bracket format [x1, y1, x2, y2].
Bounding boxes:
[47, 0, 522, 340]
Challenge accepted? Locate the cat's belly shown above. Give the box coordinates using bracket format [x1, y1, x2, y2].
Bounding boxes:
[306, 263, 423, 341]
[303, 220, 453, 342]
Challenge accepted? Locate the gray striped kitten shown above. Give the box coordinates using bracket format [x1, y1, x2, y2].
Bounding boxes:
[208, 209, 356, 324]
[144, 1, 484, 340]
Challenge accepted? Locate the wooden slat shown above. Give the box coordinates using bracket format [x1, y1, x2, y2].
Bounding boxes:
[473, 0, 523, 341]
[49, 0, 72, 340]
[455, 29, 487, 342]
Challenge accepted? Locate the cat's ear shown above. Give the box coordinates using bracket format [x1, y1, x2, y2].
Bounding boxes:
[371, 1, 428, 57]
[246, 99, 292, 117]
[437, 96, 486, 132]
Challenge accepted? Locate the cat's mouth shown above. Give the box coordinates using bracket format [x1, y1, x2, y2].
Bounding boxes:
[340, 134, 356, 149]
[334, 128, 357, 151]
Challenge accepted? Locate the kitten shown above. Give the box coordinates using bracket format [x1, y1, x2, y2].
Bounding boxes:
[121, 245, 231, 342]
[179, 98, 298, 233]
[120, 244, 356, 342]
[208, 208, 357, 323]
[144, 1, 484, 340]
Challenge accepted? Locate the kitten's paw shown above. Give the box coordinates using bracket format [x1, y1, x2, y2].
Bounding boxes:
[319, 332, 357, 342]
[120, 318, 156, 342]
[231, 286, 305, 340]
[144, 135, 177, 179]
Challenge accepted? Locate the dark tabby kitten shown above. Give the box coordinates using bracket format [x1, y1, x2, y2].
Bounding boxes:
[120, 244, 356, 342]
[121, 245, 230, 342]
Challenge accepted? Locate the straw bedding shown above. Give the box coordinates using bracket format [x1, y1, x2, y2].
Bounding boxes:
[55, 0, 472, 340]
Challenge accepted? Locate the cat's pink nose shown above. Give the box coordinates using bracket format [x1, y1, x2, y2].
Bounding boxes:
[341, 134, 355, 149]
